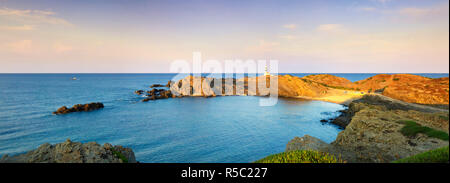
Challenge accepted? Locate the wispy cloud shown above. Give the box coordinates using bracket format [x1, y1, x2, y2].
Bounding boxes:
[0, 7, 73, 27]
[317, 24, 345, 33]
[283, 24, 297, 29]
[4, 40, 33, 53]
[397, 6, 448, 18]
[53, 42, 73, 53]
[0, 25, 34, 31]
[358, 7, 377, 12]
[247, 40, 280, 52]
[381, 3, 449, 22]
[279, 35, 298, 40]
[373, 0, 392, 4]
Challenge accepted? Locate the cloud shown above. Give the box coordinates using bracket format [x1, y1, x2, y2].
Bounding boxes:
[373, 0, 392, 4]
[257, 40, 279, 50]
[358, 7, 377, 12]
[283, 24, 297, 29]
[398, 8, 431, 17]
[397, 6, 448, 18]
[317, 24, 345, 33]
[381, 3, 449, 21]
[247, 40, 280, 52]
[5, 40, 33, 53]
[0, 7, 73, 27]
[0, 25, 34, 31]
[53, 42, 73, 53]
[279, 35, 298, 40]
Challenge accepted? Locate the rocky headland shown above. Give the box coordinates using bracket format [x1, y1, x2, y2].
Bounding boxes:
[136, 73, 449, 106]
[0, 139, 136, 163]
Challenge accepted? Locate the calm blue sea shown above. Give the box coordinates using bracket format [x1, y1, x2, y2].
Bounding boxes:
[0, 73, 447, 162]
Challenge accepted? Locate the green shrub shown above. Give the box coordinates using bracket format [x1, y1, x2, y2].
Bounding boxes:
[398, 120, 449, 140]
[393, 78, 400, 81]
[112, 150, 128, 163]
[254, 150, 345, 163]
[439, 115, 449, 121]
[393, 146, 449, 163]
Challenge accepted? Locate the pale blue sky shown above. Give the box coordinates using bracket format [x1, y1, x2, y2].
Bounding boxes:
[0, 0, 448, 73]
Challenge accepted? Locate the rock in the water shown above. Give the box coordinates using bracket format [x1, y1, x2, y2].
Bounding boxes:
[53, 102, 104, 115]
[140, 89, 173, 102]
[165, 81, 173, 87]
[150, 84, 165, 88]
[0, 139, 136, 163]
[135, 90, 144, 95]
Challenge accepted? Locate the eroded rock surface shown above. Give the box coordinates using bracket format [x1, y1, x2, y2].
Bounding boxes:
[286, 135, 331, 152]
[303, 74, 449, 105]
[0, 139, 136, 163]
[288, 95, 449, 163]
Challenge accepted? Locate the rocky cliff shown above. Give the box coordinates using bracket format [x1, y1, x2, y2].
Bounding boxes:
[302, 74, 449, 105]
[0, 139, 136, 163]
[139, 74, 448, 105]
[286, 95, 449, 163]
[142, 74, 356, 103]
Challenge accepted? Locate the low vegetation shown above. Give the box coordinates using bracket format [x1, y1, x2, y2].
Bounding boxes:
[254, 150, 345, 163]
[112, 149, 128, 163]
[398, 120, 449, 140]
[439, 115, 449, 121]
[393, 146, 449, 163]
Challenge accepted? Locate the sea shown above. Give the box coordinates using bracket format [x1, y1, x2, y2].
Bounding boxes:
[0, 73, 447, 162]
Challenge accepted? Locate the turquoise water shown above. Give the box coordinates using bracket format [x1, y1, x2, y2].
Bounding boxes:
[0, 73, 447, 162]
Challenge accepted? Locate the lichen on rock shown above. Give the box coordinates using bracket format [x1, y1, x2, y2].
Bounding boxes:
[0, 139, 136, 163]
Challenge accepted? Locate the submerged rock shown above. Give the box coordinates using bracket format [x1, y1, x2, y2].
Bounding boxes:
[53, 102, 104, 115]
[0, 139, 136, 163]
[150, 84, 165, 88]
[135, 90, 144, 95]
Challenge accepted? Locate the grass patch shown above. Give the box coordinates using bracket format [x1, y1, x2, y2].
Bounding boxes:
[439, 115, 449, 121]
[398, 120, 449, 140]
[254, 150, 345, 163]
[393, 146, 449, 163]
[112, 150, 128, 163]
[393, 78, 400, 81]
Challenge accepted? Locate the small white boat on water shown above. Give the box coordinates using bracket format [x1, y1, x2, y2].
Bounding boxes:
[72, 77, 78, 80]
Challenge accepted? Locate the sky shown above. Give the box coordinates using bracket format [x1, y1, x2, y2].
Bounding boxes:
[0, 0, 448, 73]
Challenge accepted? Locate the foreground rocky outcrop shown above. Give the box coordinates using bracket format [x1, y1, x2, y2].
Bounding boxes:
[0, 139, 136, 163]
[330, 94, 447, 128]
[287, 95, 449, 163]
[53, 102, 104, 115]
